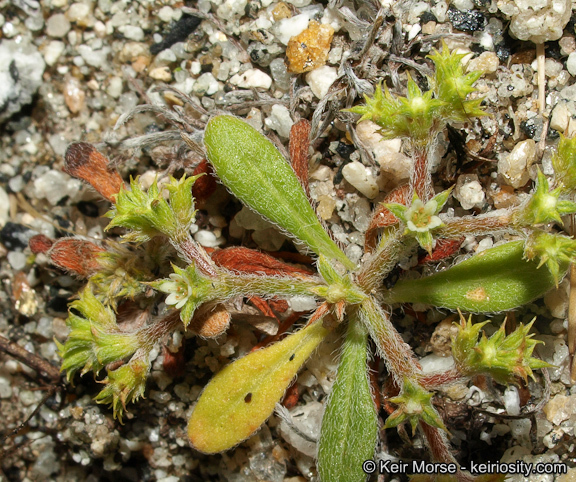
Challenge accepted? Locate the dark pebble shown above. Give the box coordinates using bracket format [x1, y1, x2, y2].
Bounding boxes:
[336, 142, 356, 161]
[495, 42, 511, 62]
[76, 201, 99, 217]
[248, 42, 272, 67]
[334, 160, 352, 185]
[150, 14, 201, 55]
[420, 11, 437, 23]
[47, 296, 70, 314]
[447, 7, 486, 32]
[54, 215, 74, 237]
[245, 0, 261, 19]
[546, 41, 562, 60]
[0, 222, 35, 250]
[520, 118, 543, 141]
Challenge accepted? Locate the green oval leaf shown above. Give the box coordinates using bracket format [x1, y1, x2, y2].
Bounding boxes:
[318, 320, 378, 482]
[188, 321, 328, 453]
[385, 240, 567, 312]
[203, 115, 354, 269]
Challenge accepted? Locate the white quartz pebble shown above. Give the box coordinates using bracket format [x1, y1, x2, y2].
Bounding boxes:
[342, 161, 379, 199]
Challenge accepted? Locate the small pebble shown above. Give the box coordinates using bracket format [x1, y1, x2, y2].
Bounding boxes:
[64, 77, 85, 114]
[158, 6, 175, 23]
[66, 3, 92, 26]
[34, 170, 82, 205]
[305, 65, 338, 99]
[273, 13, 313, 45]
[245, 107, 263, 131]
[234, 206, 272, 230]
[107, 76, 123, 98]
[119, 25, 145, 42]
[149, 66, 172, 82]
[559, 36, 576, 56]
[447, 7, 485, 32]
[316, 195, 336, 220]
[355, 121, 410, 188]
[286, 21, 334, 73]
[544, 281, 568, 319]
[466, 51, 499, 74]
[216, 0, 248, 21]
[208, 215, 227, 228]
[46, 14, 71, 38]
[7, 251, 27, 270]
[43, 40, 66, 66]
[229, 68, 272, 90]
[279, 401, 323, 457]
[503, 386, 521, 416]
[454, 174, 484, 209]
[264, 104, 293, 138]
[149, 390, 172, 404]
[0, 186, 9, 227]
[342, 161, 379, 199]
[194, 229, 223, 247]
[0, 223, 35, 250]
[550, 101, 570, 133]
[252, 228, 285, 251]
[192, 72, 218, 95]
[152, 371, 173, 391]
[0, 376, 12, 399]
[269, 57, 290, 90]
[7, 175, 21, 192]
[550, 318, 566, 334]
[543, 394, 576, 425]
[498, 139, 536, 188]
[505, 0, 571, 43]
[566, 52, 576, 76]
[77, 45, 110, 68]
[419, 354, 455, 374]
[344, 244, 362, 264]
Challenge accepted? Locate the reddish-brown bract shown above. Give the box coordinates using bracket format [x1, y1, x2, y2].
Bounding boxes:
[365, 184, 410, 252]
[191, 160, 217, 203]
[30, 234, 105, 278]
[29, 234, 54, 254]
[210, 246, 313, 278]
[281, 382, 300, 409]
[289, 119, 311, 197]
[162, 344, 187, 379]
[64, 142, 124, 202]
[418, 237, 464, 265]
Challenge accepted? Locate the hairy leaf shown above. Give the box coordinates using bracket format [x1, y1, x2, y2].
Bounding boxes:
[318, 320, 378, 482]
[385, 240, 567, 312]
[188, 321, 328, 453]
[202, 116, 354, 269]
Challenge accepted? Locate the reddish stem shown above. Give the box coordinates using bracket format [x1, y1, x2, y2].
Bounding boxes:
[177, 237, 218, 277]
[420, 422, 476, 482]
[411, 146, 433, 202]
[419, 367, 465, 390]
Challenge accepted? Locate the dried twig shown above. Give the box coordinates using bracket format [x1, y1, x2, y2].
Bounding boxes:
[0, 334, 61, 384]
[0, 334, 64, 452]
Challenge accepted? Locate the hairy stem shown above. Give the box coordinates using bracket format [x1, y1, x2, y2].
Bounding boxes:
[218, 270, 324, 299]
[356, 226, 414, 293]
[410, 144, 434, 202]
[437, 211, 515, 238]
[138, 311, 183, 350]
[420, 422, 475, 482]
[174, 236, 218, 277]
[357, 297, 421, 382]
[419, 367, 465, 390]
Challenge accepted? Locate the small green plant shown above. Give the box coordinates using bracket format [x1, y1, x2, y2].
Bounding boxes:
[41, 45, 576, 481]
